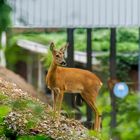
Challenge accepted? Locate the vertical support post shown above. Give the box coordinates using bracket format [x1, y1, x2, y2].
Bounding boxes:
[87, 29, 92, 71]
[0, 31, 6, 67]
[138, 28, 140, 92]
[86, 28, 93, 123]
[65, 28, 75, 106]
[38, 55, 43, 92]
[109, 28, 117, 130]
[27, 53, 33, 84]
[67, 28, 74, 67]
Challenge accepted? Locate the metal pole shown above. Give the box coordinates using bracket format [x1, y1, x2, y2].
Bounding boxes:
[67, 28, 74, 67]
[138, 28, 140, 92]
[86, 28, 93, 123]
[65, 28, 75, 107]
[87, 28, 92, 71]
[109, 28, 117, 130]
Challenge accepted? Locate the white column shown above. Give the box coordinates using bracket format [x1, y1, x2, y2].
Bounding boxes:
[27, 54, 33, 84]
[38, 55, 43, 91]
[0, 31, 6, 67]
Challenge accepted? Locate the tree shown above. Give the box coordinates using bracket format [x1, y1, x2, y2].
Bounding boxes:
[0, 0, 12, 66]
[0, 0, 11, 33]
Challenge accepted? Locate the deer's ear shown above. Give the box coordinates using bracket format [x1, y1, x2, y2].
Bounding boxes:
[65, 43, 69, 50]
[60, 43, 69, 52]
[50, 42, 55, 51]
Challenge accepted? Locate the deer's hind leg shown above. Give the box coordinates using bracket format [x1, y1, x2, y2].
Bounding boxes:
[81, 92, 101, 131]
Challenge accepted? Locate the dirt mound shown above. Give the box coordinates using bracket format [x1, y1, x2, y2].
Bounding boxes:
[0, 66, 37, 96]
[0, 66, 50, 103]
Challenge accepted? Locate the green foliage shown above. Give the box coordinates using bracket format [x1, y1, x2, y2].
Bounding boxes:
[62, 102, 75, 118]
[0, 92, 8, 103]
[26, 100, 44, 113]
[5, 44, 29, 70]
[116, 54, 138, 81]
[12, 99, 28, 110]
[0, 126, 5, 136]
[114, 93, 140, 140]
[93, 41, 109, 51]
[0, 0, 12, 32]
[93, 29, 110, 42]
[41, 50, 52, 69]
[25, 120, 37, 130]
[87, 129, 112, 140]
[17, 135, 53, 140]
[10, 32, 66, 48]
[88, 130, 101, 139]
[75, 28, 86, 34]
[75, 29, 86, 51]
[117, 28, 138, 43]
[0, 105, 11, 123]
[97, 91, 111, 140]
[12, 99, 44, 116]
[86, 91, 140, 140]
[7, 28, 139, 70]
[78, 102, 86, 117]
[7, 32, 67, 70]
[117, 42, 138, 52]
[97, 53, 138, 82]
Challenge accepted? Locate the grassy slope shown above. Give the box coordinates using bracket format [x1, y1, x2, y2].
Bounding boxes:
[0, 77, 98, 140]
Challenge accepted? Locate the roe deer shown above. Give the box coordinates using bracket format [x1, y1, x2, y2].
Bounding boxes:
[46, 42, 102, 131]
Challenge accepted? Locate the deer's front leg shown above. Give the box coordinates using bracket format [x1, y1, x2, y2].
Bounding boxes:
[52, 88, 64, 117]
[52, 89, 58, 112]
[56, 91, 64, 117]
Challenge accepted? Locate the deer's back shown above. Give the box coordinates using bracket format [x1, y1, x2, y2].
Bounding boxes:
[56, 67, 102, 93]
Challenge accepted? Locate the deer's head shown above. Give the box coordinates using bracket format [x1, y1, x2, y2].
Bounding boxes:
[50, 42, 68, 66]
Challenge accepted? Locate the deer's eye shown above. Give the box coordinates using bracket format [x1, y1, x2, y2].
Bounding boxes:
[56, 54, 59, 57]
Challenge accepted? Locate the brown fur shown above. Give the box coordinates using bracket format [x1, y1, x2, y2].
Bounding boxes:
[46, 42, 102, 131]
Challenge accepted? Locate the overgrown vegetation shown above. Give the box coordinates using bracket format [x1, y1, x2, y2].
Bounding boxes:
[0, 78, 97, 140]
[115, 93, 140, 140]
[0, 91, 53, 140]
[2, 79, 139, 140]
[7, 28, 139, 52]
[97, 53, 138, 82]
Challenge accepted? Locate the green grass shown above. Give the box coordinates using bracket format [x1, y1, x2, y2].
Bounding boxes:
[0, 105, 12, 123]
[0, 105, 11, 117]
[0, 92, 46, 136]
[17, 135, 53, 140]
[12, 99, 45, 117]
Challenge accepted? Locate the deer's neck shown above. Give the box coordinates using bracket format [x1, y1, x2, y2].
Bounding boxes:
[49, 60, 57, 73]
[47, 60, 57, 87]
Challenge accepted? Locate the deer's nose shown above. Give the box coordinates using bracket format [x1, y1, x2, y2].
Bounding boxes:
[61, 61, 66, 66]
